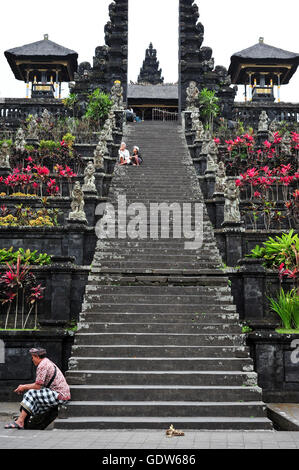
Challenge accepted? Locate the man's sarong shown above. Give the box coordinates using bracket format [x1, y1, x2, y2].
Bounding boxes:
[21, 388, 65, 416]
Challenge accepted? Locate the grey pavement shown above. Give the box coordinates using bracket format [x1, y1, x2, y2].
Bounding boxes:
[1, 419, 299, 449]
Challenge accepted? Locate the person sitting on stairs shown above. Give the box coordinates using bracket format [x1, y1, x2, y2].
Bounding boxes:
[4, 348, 70, 430]
[119, 142, 131, 165]
[130, 146, 143, 166]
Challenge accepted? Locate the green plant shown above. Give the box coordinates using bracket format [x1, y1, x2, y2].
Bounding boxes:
[63, 93, 78, 118]
[0, 248, 51, 266]
[198, 88, 219, 131]
[84, 89, 112, 123]
[0, 139, 12, 148]
[268, 289, 299, 329]
[242, 325, 253, 334]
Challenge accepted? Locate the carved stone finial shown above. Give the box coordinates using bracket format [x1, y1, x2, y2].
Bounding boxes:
[186, 81, 200, 111]
[83, 161, 97, 193]
[224, 180, 241, 223]
[206, 139, 219, 173]
[15, 128, 26, 153]
[27, 116, 38, 141]
[68, 181, 87, 223]
[0, 141, 11, 168]
[110, 81, 124, 111]
[214, 161, 227, 194]
[258, 110, 269, 133]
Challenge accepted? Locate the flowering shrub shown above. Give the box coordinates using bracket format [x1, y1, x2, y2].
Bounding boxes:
[0, 256, 44, 329]
[0, 204, 59, 227]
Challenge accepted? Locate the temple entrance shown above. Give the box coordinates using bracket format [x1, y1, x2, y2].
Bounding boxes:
[127, 0, 179, 120]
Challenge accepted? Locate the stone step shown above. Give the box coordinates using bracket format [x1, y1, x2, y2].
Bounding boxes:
[83, 294, 234, 305]
[83, 303, 237, 314]
[69, 357, 253, 372]
[64, 401, 266, 418]
[74, 333, 244, 346]
[70, 344, 250, 358]
[85, 285, 231, 295]
[66, 370, 256, 386]
[94, 262, 222, 270]
[76, 322, 242, 334]
[80, 313, 239, 324]
[95, 268, 226, 276]
[88, 276, 230, 287]
[69, 385, 262, 402]
[54, 416, 273, 431]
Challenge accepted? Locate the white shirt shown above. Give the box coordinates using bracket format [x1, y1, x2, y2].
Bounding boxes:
[119, 149, 130, 164]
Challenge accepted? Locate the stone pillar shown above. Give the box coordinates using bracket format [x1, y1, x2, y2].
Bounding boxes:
[221, 221, 245, 266]
[239, 258, 267, 321]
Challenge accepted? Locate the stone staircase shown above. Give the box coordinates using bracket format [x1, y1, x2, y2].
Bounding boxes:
[55, 122, 273, 430]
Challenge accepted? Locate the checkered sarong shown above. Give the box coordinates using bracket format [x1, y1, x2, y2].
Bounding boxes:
[21, 388, 65, 416]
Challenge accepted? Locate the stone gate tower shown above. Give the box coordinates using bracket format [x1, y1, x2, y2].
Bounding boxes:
[179, 0, 236, 117]
[71, 0, 128, 113]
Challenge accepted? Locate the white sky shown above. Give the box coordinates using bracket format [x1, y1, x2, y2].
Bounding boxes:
[1, 0, 299, 102]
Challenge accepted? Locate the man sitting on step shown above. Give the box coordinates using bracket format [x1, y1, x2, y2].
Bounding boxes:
[119, 142, 131, 165]
[4, 348, 70, 430]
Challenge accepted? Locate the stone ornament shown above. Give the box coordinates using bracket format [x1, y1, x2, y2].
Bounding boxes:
[215, 161, 227, 194]
[201, 129, 212, 155]
[83, 161, 96, 193]
[224, 180, 241, 223]
[0, 141, 11, 168]
[186, 81, 200, 111]
[258, 110, 269, 132]
[281, 132, 292, 156]
[15, 128, 26, 153]
[206, 139, 219, 173]
[68, 181, 87, 223]
[94, 140, 107, 170]
[27, 116, 38, 140]
[110, 81, 124, 110]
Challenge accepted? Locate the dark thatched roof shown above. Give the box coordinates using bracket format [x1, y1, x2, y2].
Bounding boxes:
[228, 40, 299, 85]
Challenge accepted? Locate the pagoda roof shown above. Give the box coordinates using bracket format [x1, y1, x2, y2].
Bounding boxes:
[4, 37, 78, 81]
[228, 39, 299, 84]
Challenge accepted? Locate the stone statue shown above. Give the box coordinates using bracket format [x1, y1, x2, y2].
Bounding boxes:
[201, 129, 212, 154]
[191, 109, 201, 132]
[83, 161, 96, 192]
[41, 109, 52, 128]
[27, 116, 38, 140]
[281, 132, 292, 156]
[94, 141, 107, 170]
[194, 119, 204, 141]
[108, 110, 116, 130]
[0, 142, 11, 168]
[224, 180, 241, 223]
[214, 161, 227, 194]
[101, 118, 113, 142]
[68, 182, 87, 223]
[206, 139, 219, 173]
[110, 81, 124, 110]
[15, 128, 26, 153]
[186, 81, 199, 111]
[258, 111, 269, 132]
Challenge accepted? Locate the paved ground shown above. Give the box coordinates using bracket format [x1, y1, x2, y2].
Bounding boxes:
[1, 402, 299, 449]
[0, 420, 299, 449]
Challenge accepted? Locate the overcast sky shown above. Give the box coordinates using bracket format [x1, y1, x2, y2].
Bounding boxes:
[1, 0, 299, 102]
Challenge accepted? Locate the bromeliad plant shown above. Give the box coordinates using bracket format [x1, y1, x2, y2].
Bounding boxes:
[0, 256, 45, 329]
